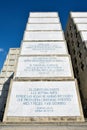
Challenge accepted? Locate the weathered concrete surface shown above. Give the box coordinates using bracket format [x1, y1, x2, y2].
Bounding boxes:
[0, 122, 87, 130]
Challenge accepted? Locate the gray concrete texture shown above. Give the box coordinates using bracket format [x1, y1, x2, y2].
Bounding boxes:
[65, 12, 87, 117]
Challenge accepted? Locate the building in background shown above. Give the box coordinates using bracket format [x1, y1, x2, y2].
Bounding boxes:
[65, 12, 87, 117]
[0, 48, 19, 120]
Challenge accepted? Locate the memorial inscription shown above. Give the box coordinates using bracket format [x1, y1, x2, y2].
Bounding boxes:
[7, 81, 80, 117]
[15, 56, 73, 79]
[20, 42, 68, 55]
[3, 12, 84, 122]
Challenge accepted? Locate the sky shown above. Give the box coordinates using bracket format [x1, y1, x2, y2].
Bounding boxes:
[0, 0, 87, 70]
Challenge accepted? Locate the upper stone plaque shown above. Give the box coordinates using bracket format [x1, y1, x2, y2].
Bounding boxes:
[28, 18, 60, 23]
[23, 31, 65, 41]
[20, 41, 68, 55]
[29, 12, 58, 17]
[71, 12, 87, 17]
[26, 24, 62, 31]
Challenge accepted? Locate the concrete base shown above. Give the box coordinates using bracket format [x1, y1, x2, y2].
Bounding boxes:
[0, 121, 87, 130]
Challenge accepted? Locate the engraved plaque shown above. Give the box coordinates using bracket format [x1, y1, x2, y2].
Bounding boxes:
[7, 81, 80, 117]
[15, 56, 73, 79]
[20, 42, 68, 55]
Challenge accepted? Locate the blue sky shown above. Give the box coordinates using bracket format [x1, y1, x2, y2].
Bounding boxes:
[0, 0, 87, 70]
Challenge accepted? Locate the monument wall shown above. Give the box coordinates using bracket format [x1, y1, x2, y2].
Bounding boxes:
[3, 12, 84, 123]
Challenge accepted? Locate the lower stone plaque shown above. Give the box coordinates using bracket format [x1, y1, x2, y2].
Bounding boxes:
[15, 56, 74, 80]
[3, 80, 84, 122]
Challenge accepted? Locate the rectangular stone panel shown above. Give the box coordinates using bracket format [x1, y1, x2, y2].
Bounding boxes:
[23, 31, 65, 41]
[71, 12, 87, 17]
[73, 18, 87, 23]
[3, 80, 84, 122]
[20, 41, 68, 55]
[15, 56, 74, 79]
[76, 24, 87, 31]
[80, 31, 87, 41]
[26, 24, 62, 31]
[28, 18, 60, 23]
[29, 12, 58, 17]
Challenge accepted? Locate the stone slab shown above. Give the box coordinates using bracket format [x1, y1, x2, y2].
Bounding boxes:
[0, 123, 87, 130]
[3, 80, 84, 122]
[28, 18, 60, 23]
[20, 41, 68, 55]
[29, 12, 58, 17]
[26, 24, 62, 31]
[76, 24, 87, 31]
[80, 31, 87, 41]
[71, 12, 87, 18]
[23, 31, 65, 41]
[15, 55, 74, 79]
[73, 18, 87, 23]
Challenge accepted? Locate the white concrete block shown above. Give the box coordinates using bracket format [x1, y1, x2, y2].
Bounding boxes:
[9, 48, 20, 55]
[9, 55, 16, 59]
[23, 31, 65, 41]
[8, 61, 15, 65]
[30, 12, 58, 17]
[15, 49, 20, 54]
[76, 24, 87, 31]
[7, 66, 15, 71]
[28, 18, 60, 23]
[71, 12, 87, 17]
[21, 41, 68, 55]
[15, 56, 73, 79]
[80, 31, 87, 41]
[73, 18, 87, 23]
[9, 49, 16, 54]
[26, 23, 62, 31]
